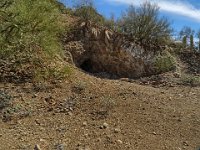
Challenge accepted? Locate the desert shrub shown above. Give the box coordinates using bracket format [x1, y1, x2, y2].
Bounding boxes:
[0, 90, 12, 110]
[169, 41, 184, 54]
[73, 0, 105, 24]
[181, 75, 200, 86]
[34, 65, 73, 82]
[0, 90, 14, 121]
[154, 51, 177, 73]
[72, 81, 87, 94]
[100, 96, 116, 111]
[0, 0, 63, 56]
[53, 1, 73, 14]
[0, 0, 70, 82]
[74, 6, 105, 24]
[117, 2, 172, 49]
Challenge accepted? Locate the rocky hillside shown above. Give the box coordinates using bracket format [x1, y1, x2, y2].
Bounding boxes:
[63, 21, 176, 79]
[0, 1, 200, 150]
[0, 26, 200, 149]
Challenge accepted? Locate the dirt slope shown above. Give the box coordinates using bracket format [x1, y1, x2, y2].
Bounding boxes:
[0, 69, 200, 150]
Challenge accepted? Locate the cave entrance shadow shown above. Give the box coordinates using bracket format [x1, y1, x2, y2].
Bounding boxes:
[79, 59, 119, 80]
[80, 59, 94, 73]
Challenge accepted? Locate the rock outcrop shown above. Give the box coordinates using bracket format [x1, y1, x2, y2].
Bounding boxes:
[63, 21, 173, 78]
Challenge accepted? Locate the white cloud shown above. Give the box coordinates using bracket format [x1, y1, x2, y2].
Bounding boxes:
[106, 0, 200, 22]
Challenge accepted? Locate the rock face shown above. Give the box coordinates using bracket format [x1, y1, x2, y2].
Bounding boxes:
[64, 21, 167, 78]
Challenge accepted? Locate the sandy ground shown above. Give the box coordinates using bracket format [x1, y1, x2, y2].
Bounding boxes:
[0, 70, 199, 150]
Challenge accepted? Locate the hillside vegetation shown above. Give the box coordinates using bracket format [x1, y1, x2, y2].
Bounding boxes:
[0, 0, 178, 82]
[0, 1, 200, 150]
[0, 0, 71, 82]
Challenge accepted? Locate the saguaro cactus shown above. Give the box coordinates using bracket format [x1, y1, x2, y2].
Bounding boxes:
[182, 36, 187, 48]
[190, 35, 194, 50]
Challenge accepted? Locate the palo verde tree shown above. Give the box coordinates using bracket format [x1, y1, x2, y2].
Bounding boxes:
[117, 2, 172, 48]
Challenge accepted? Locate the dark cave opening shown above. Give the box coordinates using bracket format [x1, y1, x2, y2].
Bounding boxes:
[79, 59, 118, 79]
[80, 59, 95, 73]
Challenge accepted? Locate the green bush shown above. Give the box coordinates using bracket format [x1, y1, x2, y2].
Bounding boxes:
[34, 65, 73, 82]
[75, 6, 105, 24]
[73, 0, 105, 25]
[0, 0, 63, 57]
[0, 0, 70, 82]
[154, 51, 177, 73]
[181, 75, 200, 86]
[0, 90, 12, 110]
[53, 1, 73, 14]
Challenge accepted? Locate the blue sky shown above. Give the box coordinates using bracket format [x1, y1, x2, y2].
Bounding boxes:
[60, 0, 200, 36]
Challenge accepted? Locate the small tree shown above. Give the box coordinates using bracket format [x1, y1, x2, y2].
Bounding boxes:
[117, 2, 172, 49]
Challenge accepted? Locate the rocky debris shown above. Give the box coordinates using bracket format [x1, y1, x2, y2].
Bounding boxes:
[34, 144, 42, 150]
[100, 122, 109, 129]
[55, 143, 66, 150]
[114, 128, 121, 133]
[183, 141, 189, 146]
[90, 110, 109, 120]
[82, 121, 88, 127]
[173, 72, 181, 78]
[0, 60, 33, 83]
[32, 93, 38, 98]
[35, 119, 41, 125]
[152, 132, 157, 135]
[76, 144, 91, 150]
[116, 139, 123, 144]
[54, 97, 76, 113]
[44, 96, 56, 105]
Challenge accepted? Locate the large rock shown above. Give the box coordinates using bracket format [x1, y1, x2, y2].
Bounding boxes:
[63, 21, 174, 78]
